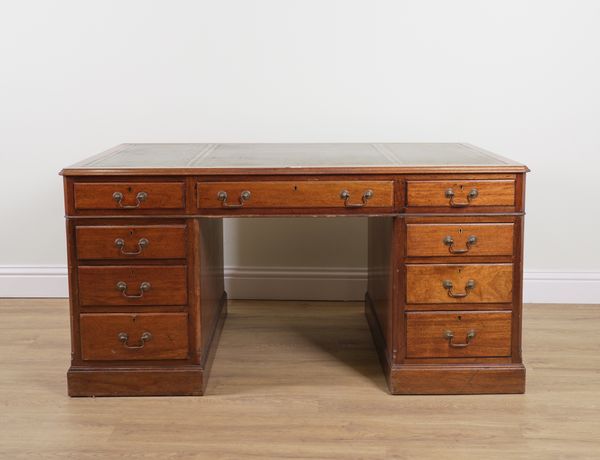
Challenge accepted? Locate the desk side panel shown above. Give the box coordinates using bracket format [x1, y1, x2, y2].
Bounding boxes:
[366, 217, 398, 371]
[199, 217, 227, 368]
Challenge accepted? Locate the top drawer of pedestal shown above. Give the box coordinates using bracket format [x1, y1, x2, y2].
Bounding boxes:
[73, 182, 185, 211]
[406, 179, 516, 210]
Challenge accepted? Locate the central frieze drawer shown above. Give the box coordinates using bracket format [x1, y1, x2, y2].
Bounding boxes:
[80, 313, 189, 361]
[406, 223, 514, 257]
[78, 266, 187, 306]
[406, 180, 515, 208]
[76, 225, 187, 260]
[74, 182, 185, 210]
[406, 264, 513, 304]
[406, 311, 512, 358]
[197, 181, 394, 209]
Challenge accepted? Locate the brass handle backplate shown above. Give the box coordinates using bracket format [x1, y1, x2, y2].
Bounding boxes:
[442, 279, 476, 298]
[114, 238, 149, 256]
[112, 191, 148, 209]
[443, 235, 477, 254]
[218, 190, 251, 208]
[118, 331, 152, 349]
[116, 281, 151, 298]
[443, 329, 476, 348]
[340, 189, 374, 208]
[444, 188, 478, 208]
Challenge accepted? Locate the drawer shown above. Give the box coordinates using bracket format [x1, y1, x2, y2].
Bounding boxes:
[78, 266, 187, 306]
[76, 225, 187, 260]
[74, 182, 185, 210]
[406, 311, 512, 358]
[406, 223, 514, 257]
[406, 264, 513, 304]
[197, 181, 394, 210]
[406, 180, 515, 208]
[80, 313, 189, 360]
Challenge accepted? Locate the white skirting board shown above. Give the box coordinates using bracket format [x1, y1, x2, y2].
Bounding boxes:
[0, 266, 70, 298]
[1, 265, 599, 304]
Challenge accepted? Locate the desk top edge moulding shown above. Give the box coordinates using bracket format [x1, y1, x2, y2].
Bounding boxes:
[61, 143, 528, 396]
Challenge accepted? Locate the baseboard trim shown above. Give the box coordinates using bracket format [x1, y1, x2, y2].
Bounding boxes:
[523, 270, 600, 304]
[1, 265, 599, 304]
[0, 266, 70, 298]
[224, 266, 367, 301]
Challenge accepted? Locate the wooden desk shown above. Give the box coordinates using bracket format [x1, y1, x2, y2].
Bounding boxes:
[61, 143, 528, 396]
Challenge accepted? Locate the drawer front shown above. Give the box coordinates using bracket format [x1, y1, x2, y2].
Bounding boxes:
[78, 266, 187, 306]
[406, 180, 515, 208]
[76, 225, 187, 260]
[80, 313, 189, 360]
[74, 182, 185, 210]
[406, 311, 512, 358]
[197, 181, 394, 210]
[406, 264, 513, 304]
[406, 223, 514, 257]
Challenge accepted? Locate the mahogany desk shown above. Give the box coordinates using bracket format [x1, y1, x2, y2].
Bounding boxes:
[60, 143, 528, 396]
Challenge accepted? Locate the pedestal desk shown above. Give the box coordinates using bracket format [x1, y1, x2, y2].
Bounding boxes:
[60, 143, 528, 396]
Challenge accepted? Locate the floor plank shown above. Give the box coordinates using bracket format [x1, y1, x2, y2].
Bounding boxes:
[0, 299, 599, 459]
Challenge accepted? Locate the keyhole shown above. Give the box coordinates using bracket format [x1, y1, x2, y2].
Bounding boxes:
[459, 184, 464, 191]
[293, 185, 298, 191]
[457, 315, 462, 321]
[127, 186, 132, 192]
[129, 230, 134, 236]
[458, 228, 463, 234]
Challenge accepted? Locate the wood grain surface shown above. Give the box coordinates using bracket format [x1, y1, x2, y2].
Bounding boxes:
[406, 264, 513, 304]
[78, 265, 187, 306]
[74, 182, 185, 210]
[79, 312, 189, 360]
[75, 224, 187, 259]
[405, 311, 512, 358]
[406, 179, 515, 207]
[0, 299, 598, 459]
[406, 222, 514, 257]
[197, 180, 394, 209]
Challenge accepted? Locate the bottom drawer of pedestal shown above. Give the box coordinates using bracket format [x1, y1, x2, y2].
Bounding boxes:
[406, 311, 512, 358]
[80, 313, 189, 361]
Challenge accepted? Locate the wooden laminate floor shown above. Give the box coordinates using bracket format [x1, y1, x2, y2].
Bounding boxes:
[0, 299, 599, 459]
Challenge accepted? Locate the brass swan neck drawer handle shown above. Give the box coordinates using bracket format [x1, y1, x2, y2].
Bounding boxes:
[112, 191, 148, 209]
[118, 331, 152, 349]
[114, 238, 149, 256]
[217, 190, 251, 208]
[443, 235, 477, 254]
[116, 281, 151, 298]
[442, 279, 476, 298]
[445, 188, 478, 207]
[443, 329, 476, 348]
[340, 189, 374, 208]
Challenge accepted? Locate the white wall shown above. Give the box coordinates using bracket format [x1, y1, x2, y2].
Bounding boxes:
[1, 1, 599, 302]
